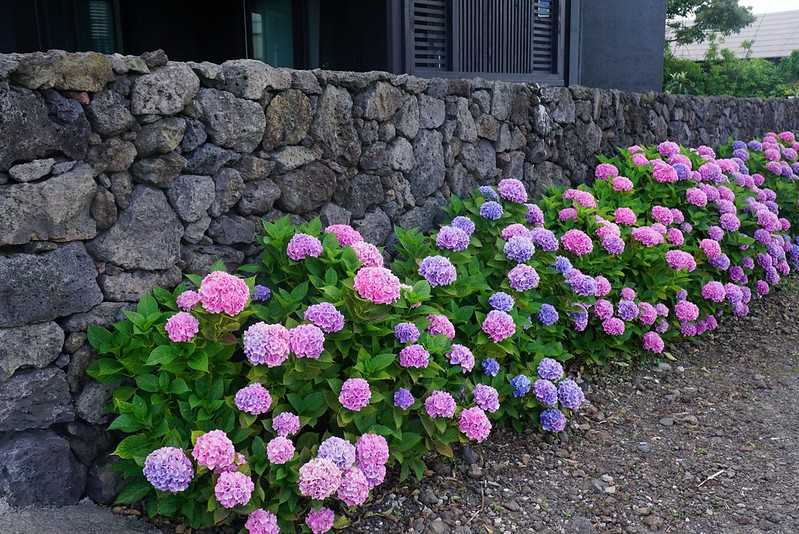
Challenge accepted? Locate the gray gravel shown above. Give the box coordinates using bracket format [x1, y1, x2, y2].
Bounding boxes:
[0, 498, 158, 534]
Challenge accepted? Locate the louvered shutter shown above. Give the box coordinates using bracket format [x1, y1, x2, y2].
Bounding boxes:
[409, 0, 450, 71]
[88, 0, 116, 53]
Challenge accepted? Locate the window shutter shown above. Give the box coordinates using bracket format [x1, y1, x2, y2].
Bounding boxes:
[532, 0, 556, 72]
[409, 0, 450, 71]
[87, 0, 116, 53]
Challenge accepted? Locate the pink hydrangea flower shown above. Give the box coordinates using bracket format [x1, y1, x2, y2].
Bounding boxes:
[665, 250, 696, 272]
[199, 271, 249, 316]
[304, 302, 345, 333]
[642, 331, 664, 353]
[244, 322, 291, 367]
[427, 314, 455, 339]
[652, 161, 678, 183]
[175, 290, 201, 311]
[353, 267, 401, 305]
[594, 275, 612, 296]
[266, 436, 295, 464]
[666, 228, 684, 245]
[448, 344, 475, 372]
[482, 310, 516, 342]
[298, 458, 342, 500]
[351, 241, 384, 267]
[699, 238, 722, 259]
[192, 430, 235, 471]
[234, 383, 272, 415]
[501, 223, 532, 241]
[559, 207, 577, 221]
[675, 300, 699, 322]
[651, 206, 673, 225]
[631, 226, 664, 247]
[165, 312, 199, 343]
[306, 507, 335, 534]
[272, 411, 301, 436]
[399, 344, 429, 368]
[611, 176, 633, 192]
[339, 378, 371, 411]
[614, 207, 637, 226]
[602, 317, 625, 336]
[560, 229, 593, 256]
[246, 509, 280, 534]
[287, 233, 323, 261]
[425, 391, 456, 418]
[595, 163, 619, 179]
[325, 224, 363, 246]
[289, 324, 326, 359]
[701, 281, 726, 303]
[459, 407, 492, 442]
[337, 467, 370, 506]
[215, 471, 254, 509]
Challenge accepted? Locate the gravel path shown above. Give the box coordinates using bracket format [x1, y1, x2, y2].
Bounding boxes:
[349, 281, 799, 534]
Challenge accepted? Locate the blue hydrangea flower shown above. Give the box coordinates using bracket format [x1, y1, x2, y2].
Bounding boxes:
[481, 358, 500, 377]
[479, 185, 499, 201]
[394, 388, 415, 410]
[540, 408, 566, 432]
[451, 216, 476, 236]
[252, 284, 272, 302]
[537, 358, 564, 381]
[553, 255, 573, 274]
[732, 140, 747, 151]
[503, 236, 535, 263]
[394, 322, 420, 344]
[510, 374, 531, 397]
[537, 303, 559, 326]
[488, 292, 514, 312]
[480, 201, 503, 221]
[672, 162, 689, 180]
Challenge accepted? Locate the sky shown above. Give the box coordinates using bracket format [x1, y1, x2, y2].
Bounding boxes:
[740, 0, 799, 14]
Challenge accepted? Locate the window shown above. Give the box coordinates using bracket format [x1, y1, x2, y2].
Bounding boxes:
[87, 0, 116, 53]
[250, 0, 294, 67]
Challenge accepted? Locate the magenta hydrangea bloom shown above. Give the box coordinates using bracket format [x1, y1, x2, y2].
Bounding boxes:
[595, 162, 619, 179]
[298, 458, 342, 500]
[631, 226, 664, 247]
[306, 507, 335, 534]
[289, 324, 326, 359]
[667, 228, 684, 245]
[482, 310, 516, 342]
[427, 314, 455, 339]
[399, 344, 429, 368]
[508, 264, 540, 291]
[165, 312, 199, 343]
[473, 384, 500, 413]
[304, 302, 345, 333]
[272, 411, 301, 436]
[642, 331, 665, 353]
[559, 207, 577, 221]
[287, 233, 323, 261]
[353, 267, 401, 304]
[658, 140, 680, 157]
[621, 287, 636, 300]
[701, 281, 726, 303]
[325, 224, 363, 246]
[418, 255, 457, 287]
[244, 322, 291, 367]
[611, 176, 633, 191]
[234, 383, 272, 415]
[317, 436, 356, 470]
[651, 205, 673, 225]
[266, 436, 295, 464]
[675, 300, 699, 322]
[594, 275, 612, 297]
[448, 343, 475, 372]
[176, 290, 201, 311]
[594, 299, 614, 320]
[497, 178, 528, 203]
[459, 407, 492, 442]
[436, 225, 470, 252]
[652, 161, 678, 183]
[560, 229, 593, 256]
[665, 250, 697, 272]
[199, 271, 249, 316]
[192, 430, 235, 471]
[339, 378, 371, 411]
[246, 509, 280, 534]
[602, 317, 625, 336]
[685, 187, 708, 207]
[638, 302, 657, 326]
[337, 467, 370, 506]
[501, 223, 532, 241]
[699, 238, 722, 259]
[351, 241, 384, 268]
[215, 471, 254, 509]
[425, 390, 456, 418]
[356, 433, 389, 468]
[143, 447, 194, 493]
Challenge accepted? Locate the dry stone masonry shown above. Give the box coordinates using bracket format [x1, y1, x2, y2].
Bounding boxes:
[0, 49, 798, 507]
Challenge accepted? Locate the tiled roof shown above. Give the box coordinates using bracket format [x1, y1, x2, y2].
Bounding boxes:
[670, 9, 799, 60]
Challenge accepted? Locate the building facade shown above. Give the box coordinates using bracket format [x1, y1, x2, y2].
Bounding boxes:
[0, 1, 666, 91]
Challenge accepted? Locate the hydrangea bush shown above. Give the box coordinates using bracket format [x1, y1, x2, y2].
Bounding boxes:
[88, 131, 799, 532]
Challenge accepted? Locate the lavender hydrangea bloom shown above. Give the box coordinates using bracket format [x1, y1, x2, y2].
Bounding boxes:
[537, 304, 559, 326]
[530, 228, 559, 252]
[436, 226, 470, 252]
[503, 236, 535, 263]
[554, 255, 573, 274]
[534, 379, 558, 406]
[480, 201, 503, 220]
[479, 185, 498, 200]
[557, 379, 585, 409]
[252, 284, 272, 302]
[394, 322, 420, 344]
[537, 358, 564, 381]
[482, 358, 500, 377]
[540, 408, 567, 432]
[617, 300, 639, 321]
[488, 292, 515, 312]
[570, 307, 589, 332]
[419, 255, 457, 287]
[567, 272, 597, 297]
[317, 437, 356, 470]
[510, 374, 531, 397]
[393, 388, 415, 409]
[451, 216, 476, 236]
[143, 447, 194, 493]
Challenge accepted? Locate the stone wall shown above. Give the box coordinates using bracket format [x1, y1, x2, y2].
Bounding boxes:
[1, 49, 798, 507]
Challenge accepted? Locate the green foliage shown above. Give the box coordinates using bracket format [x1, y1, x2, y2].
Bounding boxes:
[664, 46, 799, 97]
[667, 0, 754, 45]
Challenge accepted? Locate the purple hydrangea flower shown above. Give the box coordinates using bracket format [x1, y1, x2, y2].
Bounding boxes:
[480, 201, 503, 220]
[554, 255, 573, 274]
[451, 216, 476, 236]
[557, 379, 585, 409]
[537, 304, 559, 326]
[503, 236, 535, 263]
[537, 358, 564, 381]
[252, 284, 272, 302]
[419, 255, 457, 287]
[143, 447, 194, 493]
[617, 300, 639, 321]
[540, 408, 567, 432]
[304, 302, 345, 333]
[489, 291, 515, 312]
[317, 437, 356, 470]
[534, 379, 558, 406]
[393, 388, 415, 409]
[479, 185, 498, 201]
[394, 322, 420, 344]
[473, 384, 500, 413]
[510, 374, 531, 397]
[530, 228, 559, 252]
[436, 225, 470, 252]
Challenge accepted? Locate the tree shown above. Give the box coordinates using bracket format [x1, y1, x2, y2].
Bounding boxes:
[667, 0, 755, 45]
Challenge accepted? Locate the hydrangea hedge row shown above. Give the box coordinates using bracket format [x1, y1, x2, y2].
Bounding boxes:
[87, 131, 799, 533]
